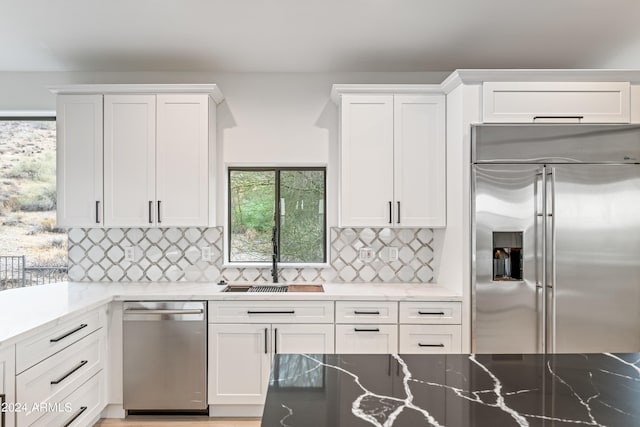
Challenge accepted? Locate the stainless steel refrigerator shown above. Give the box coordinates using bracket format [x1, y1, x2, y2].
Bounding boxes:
[472, 124, 640, 354]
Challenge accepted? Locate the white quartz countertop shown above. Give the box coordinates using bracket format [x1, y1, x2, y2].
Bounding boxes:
[0, 281, 461, 347]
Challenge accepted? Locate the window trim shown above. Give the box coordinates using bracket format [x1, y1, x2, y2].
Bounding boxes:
[227, 166, 327, 265]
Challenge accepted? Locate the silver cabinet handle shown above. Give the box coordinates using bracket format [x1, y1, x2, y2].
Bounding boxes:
[354, 328, 380, 332]
[388, 201, 392, 224]
[51, 360, 87, 385]
[397, 201, 401, 224]
[354, 310, 380, 315]
[50, 324, 88, 343]
[63, 405, 87, 427]
[123, 309, 204, 315]
[157, 200, 162, 224]
[148, 201, 153, 224]
[418, 311, 445, 316]
[95, 201, 100, 224]
[418, 343, 445, 347]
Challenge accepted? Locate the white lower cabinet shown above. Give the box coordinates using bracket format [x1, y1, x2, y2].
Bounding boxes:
[274, 324, 334, 354]
[207, 304, 335, 407]
[17, 330, 105, 426]
[0, 345, 16, 427]
[208, 324, 271, 405]
[30, 372, 104, 427]
[399, 325, 461, 354]
[398, 302, 462, 354]
[12, 306, 107, 427]
[335, 324, 398, 354]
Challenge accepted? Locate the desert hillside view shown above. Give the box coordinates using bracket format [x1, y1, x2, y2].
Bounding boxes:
[0, 120, 67, 287]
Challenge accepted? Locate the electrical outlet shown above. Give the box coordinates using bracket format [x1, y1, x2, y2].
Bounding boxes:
[388, 247, 399, 261]
[358, 247, 374, 261]
[201, 246, 212, 262]
[123, 246, 135, 262]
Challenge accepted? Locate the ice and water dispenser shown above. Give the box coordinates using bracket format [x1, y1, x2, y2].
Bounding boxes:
[492, 232, 523, 281]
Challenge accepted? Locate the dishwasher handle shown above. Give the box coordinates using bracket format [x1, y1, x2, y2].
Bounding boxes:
[124, 309, 204, 315]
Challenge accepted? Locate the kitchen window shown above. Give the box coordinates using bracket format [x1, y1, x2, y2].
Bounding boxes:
[228, 167, 326, 264]
[0, 117, 68, 290]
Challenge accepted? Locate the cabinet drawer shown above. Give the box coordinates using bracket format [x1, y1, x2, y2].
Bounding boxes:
[335, 324, 398, 354]
[399, 302, 461, 324]
[16, 308, 104, 373]
[483, 82, 631, 123]
[30, 371, 104, 427]
[17, 331, 105, 426]
[399, 325, 461, 354]
[208, 301, 334, 324]
[335, 301, 397, 324]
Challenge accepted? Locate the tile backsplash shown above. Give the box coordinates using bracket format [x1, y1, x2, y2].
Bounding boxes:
[67, 227, 436, 283]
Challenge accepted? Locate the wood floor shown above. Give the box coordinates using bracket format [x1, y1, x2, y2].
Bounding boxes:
[94, 417, 261, 427]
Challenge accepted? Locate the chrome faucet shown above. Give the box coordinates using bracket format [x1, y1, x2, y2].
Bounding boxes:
[271, 226, 279, 283]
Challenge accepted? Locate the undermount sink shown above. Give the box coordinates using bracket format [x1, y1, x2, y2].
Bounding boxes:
[222, 284, 324, 293]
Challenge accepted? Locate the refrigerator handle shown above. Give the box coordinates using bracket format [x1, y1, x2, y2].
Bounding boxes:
[548, 167, 557, 353]
[541, 166, 548, 354]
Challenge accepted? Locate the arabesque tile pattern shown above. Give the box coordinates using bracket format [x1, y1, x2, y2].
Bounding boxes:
[67, 227, 435, 283]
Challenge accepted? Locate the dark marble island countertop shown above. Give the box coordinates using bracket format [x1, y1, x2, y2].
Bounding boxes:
[261, 353, 640, 427]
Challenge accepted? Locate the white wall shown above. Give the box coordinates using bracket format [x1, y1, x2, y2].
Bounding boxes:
[0, 70, 447, 227]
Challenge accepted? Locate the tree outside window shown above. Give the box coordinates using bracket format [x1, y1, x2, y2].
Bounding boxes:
[229, 168, 326, 264]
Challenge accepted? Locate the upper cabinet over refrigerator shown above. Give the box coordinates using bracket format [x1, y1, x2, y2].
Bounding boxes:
[334, 87, 446, 228]
[482, 82, 631, 123]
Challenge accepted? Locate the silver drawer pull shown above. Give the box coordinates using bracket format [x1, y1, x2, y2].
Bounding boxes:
[418, 343, 445, 347]
[354, 328, 380, 332]
[51, 360, 88, 385]
[418, 311, 445, 316]
[354, 310, 380, 315]
[247, 310, 295, 314]
[50, 324, 88, 343]
[63, 405, 87, 427]
[123, 309, 204, 315]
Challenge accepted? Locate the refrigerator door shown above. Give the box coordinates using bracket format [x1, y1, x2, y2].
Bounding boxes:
[550, 164, 640, 353]
[473, 164, 545, 353]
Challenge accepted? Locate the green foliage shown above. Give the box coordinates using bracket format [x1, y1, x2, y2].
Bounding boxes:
[7, 152, 55, 182]
[16, 183, 56, 211]
[229, 169, 325, 263]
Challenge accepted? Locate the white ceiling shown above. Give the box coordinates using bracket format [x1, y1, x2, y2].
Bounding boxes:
[2, 0, 640, 73]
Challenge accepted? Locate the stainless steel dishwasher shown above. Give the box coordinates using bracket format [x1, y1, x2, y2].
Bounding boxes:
[123, 301, 207, 413]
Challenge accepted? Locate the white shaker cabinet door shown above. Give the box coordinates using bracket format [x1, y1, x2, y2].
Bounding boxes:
[0, 345, 16, 427]
[335, 324, 398, 354]
[208, 324, 272, 405]
[104, 94, 156, 227]
[393, 95, 446, 227]
[156, 94, 210, 226]
[56, 94, 103, 227]
[340, 95, 394, 227]
[273, 324, 335, 355]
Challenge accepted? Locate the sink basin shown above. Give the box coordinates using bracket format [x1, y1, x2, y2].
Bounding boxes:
[223, 285, 288, 293]
[222, 284, 324, 293]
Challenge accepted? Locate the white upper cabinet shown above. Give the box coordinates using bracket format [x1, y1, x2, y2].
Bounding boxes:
[340, 95, 394, 227]
[104, 94, 157, 227]
[53, 85, 223, 228]
[338, 90, 446, 228]
[393, 95, 446, 227]
[483, 82, 631, 123]
[56, 95, 103, 227]
[156, 94, 210, 226]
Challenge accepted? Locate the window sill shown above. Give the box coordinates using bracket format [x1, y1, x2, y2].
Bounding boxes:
[222, 262, 330, 269]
